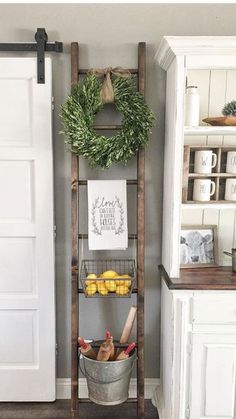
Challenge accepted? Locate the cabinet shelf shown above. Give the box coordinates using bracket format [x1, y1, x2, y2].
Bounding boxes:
[182, 202, 236, 209]
[182, 145, 236, 203]
[184, 126, 236, 136]
[188, 173, 236, 178]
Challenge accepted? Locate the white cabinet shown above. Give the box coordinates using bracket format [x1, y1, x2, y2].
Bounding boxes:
[190, 332, 236, 419]
[153, 37, 236, 419]
[155, 37, 236, 278]
[154, 281, 236, 419]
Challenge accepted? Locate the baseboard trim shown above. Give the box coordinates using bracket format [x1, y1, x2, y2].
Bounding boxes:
[56, 378, 160, 400]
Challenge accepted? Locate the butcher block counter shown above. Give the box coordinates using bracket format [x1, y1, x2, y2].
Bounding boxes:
[159, 264, 236, 290]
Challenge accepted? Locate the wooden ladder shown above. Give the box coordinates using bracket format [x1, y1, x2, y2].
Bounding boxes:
[70, 42, 145, 419]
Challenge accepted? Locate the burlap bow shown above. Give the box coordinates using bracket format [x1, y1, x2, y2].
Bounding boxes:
[90, 67, 131, 104]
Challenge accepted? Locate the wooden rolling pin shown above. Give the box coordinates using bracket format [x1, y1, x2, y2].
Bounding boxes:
[97, 331, 114, 361]
[106, 331, 116, 360]
[116, 342, 136, 360]
[120, 306, 137, 343]
[78, 337, 96, 360]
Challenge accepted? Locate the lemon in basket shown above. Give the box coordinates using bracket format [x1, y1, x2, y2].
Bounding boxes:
[86, 283, 97, 296]
[97, 281, 106, 291]
[87, 273, 97, 279]
[85, 274, 97, 285]
[123, 280, 132, 287]
[116, 285, 129, 296]
[101, 270, 118, 279]
[98, 284, 108, 296]
[114, 275, 125, 286]
[85, 280, 96, 286]
[121, 275, 132, 287]
[97, 280, 109, 295]
[105, 280, 116, 292]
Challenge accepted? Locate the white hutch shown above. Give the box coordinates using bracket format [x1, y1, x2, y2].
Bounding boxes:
[154, 37, 236, 419]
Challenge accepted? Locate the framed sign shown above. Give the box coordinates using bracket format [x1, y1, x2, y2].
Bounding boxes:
[88, 180, 128, 250]
[180, 225, 218, 268]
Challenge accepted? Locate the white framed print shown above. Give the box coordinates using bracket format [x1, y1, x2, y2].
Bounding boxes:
[180, 225, 218, 268]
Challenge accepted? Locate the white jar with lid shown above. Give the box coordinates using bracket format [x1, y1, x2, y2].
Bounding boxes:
[185, 86, 200, 127]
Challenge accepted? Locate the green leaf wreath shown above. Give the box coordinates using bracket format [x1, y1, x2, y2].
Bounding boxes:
[59, 71, 154, 169]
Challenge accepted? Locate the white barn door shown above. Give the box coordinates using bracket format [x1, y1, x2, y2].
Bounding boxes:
[0, 58, 55, 400]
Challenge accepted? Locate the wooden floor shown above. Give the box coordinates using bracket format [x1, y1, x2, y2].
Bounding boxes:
[0, 400, 158, 419]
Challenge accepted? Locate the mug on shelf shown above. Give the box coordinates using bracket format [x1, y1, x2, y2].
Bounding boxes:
[193, 179, 216, 202]
[226, 151, 236, 174]
[194, 150, 217, 174]
[225, 178, 236, 201]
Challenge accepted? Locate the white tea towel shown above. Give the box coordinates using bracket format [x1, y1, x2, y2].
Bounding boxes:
[88, 180, 128, 250]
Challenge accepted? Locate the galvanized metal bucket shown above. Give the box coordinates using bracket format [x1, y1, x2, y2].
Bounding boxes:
[80, 351, 136, 405]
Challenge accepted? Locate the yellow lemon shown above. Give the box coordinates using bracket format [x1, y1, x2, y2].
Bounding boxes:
[101, 270, 118, 279]
[105, 280, 116, 292]
[123, 279, 132, 287]
[116, 285, 129, 295]
[86, 273, 97, 279]
[86, 284, 97, 295]
[114, 275, 125, 285]
[121, 274, 131, 278]
[97, 281, 105, 292]
[85, 279, 96, 286]
[98, 286, 108, 296]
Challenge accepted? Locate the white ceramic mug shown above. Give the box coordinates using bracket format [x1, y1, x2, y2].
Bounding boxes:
[194, 150, 217, 174]
[225, 178, 236, 201]
[226, 151, 236, 174]
[193, 179, 216, 201]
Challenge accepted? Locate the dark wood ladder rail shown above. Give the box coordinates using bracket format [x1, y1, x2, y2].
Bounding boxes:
[70, 42, 145, 419]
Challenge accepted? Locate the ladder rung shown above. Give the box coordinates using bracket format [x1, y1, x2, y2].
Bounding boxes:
[90, 341, 137, 349]
[78, 68, 138, 75]
[78, 180, 138, 186]
[93, 124, 122, 130]
[78, 288, 138, 294]
[78, 233, 138, 239]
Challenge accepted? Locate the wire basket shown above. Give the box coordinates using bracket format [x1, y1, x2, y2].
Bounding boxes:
[80, 259, 136, 298]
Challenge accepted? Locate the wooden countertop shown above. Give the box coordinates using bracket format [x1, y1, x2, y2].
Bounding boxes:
[159, 265, 236, 290]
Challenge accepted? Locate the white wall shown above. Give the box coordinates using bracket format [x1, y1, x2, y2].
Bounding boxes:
[1, 3, 236, 379]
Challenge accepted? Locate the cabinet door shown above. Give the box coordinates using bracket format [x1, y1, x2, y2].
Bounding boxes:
[189, 333, 236, 419]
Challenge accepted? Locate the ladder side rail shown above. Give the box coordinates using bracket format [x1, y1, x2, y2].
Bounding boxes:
[137, 41, 146, 419]
[71, 42, 79, 419]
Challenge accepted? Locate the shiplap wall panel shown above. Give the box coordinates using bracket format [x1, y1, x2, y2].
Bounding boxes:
[208, 70, 227, 116]
[203, 209, 220, 264]
[184, 135, 206, 146]
[224, 70, 236, 146]
[202, 209, 219, 226]
[187, 70, 210, 125]
[181, 208, 203, 225]
[208, 70, 227, 145]
[218, 210, 236, 265]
